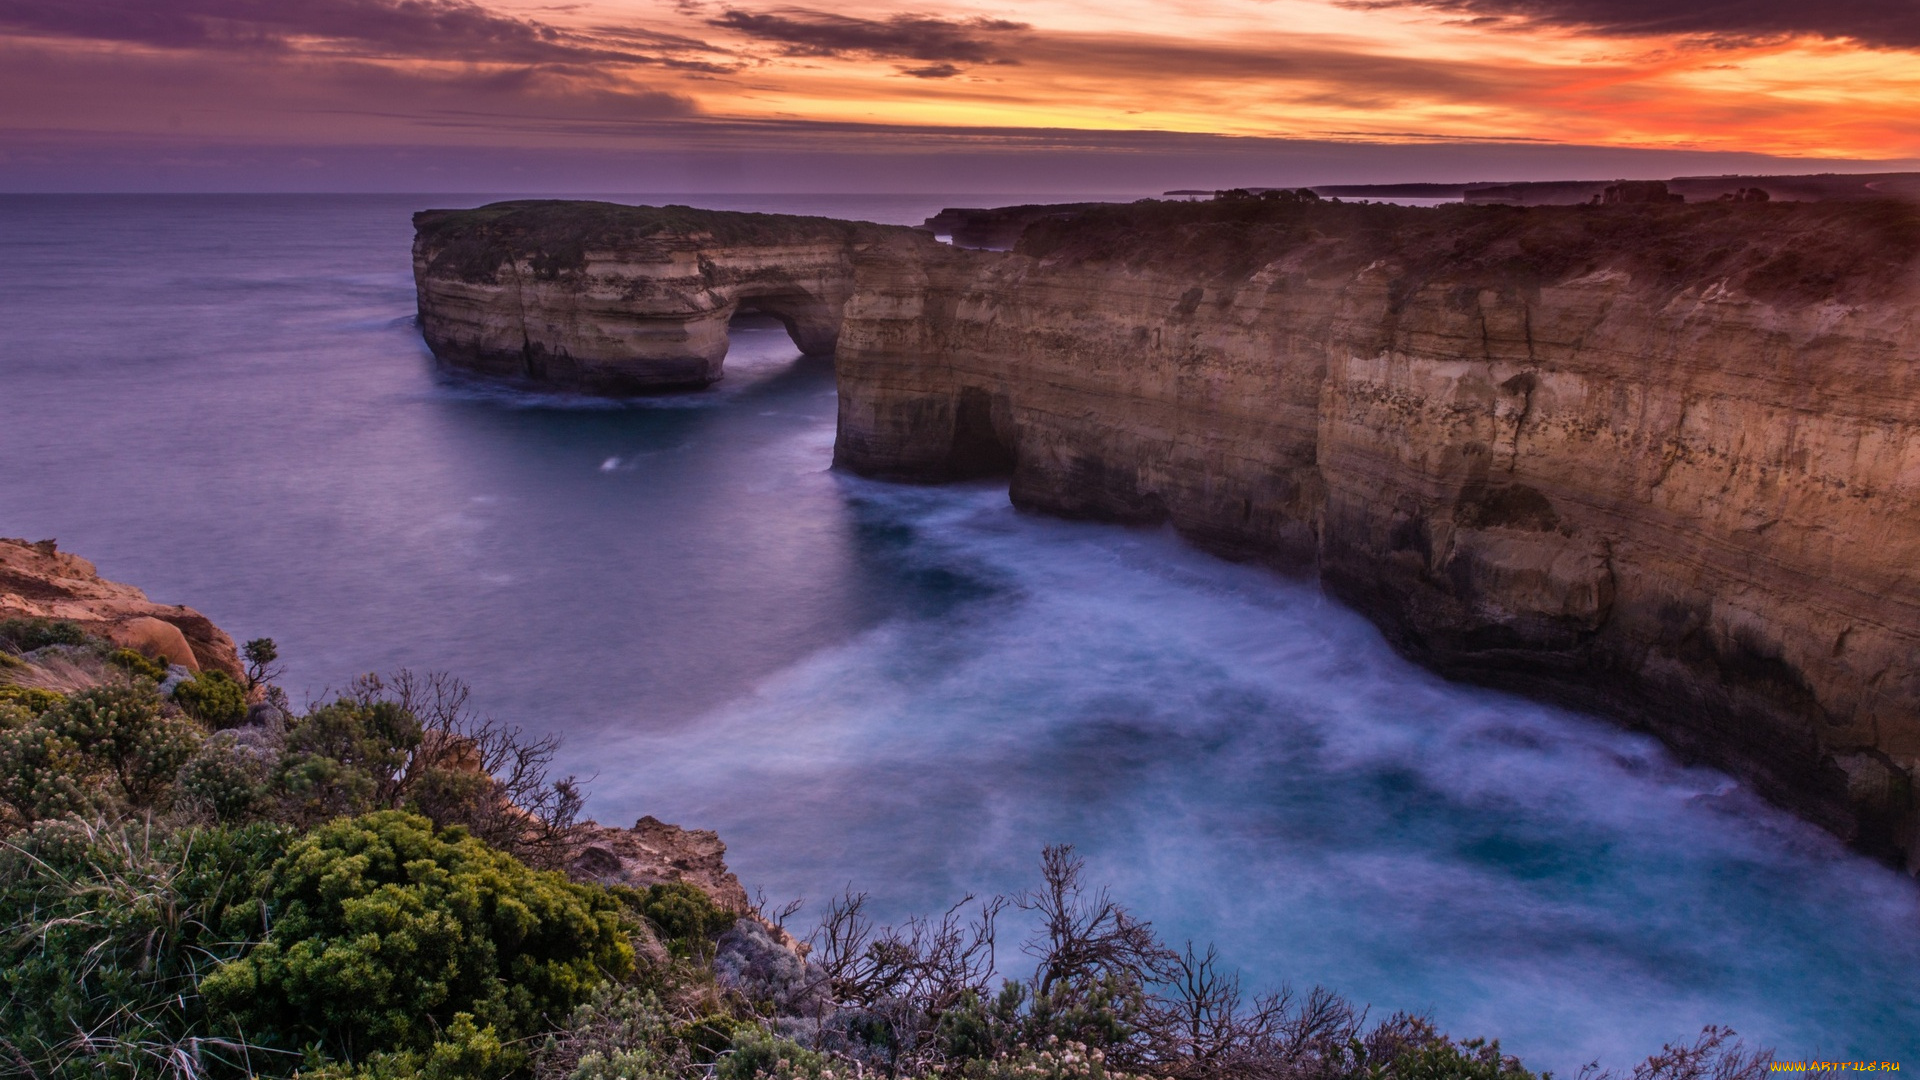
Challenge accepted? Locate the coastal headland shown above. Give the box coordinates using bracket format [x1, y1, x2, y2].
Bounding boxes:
[414, 194, 1920, 871]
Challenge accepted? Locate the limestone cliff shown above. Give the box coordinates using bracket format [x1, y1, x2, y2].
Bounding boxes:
[415, 197, 1920, 870]
[0, 537, 243, 677]
[413, 202, 892, 392]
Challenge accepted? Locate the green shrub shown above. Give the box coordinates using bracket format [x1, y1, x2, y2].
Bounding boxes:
[546, 985, 686, 1080]
[631, 880, 738, 957]
[717, 1027, 832, 1080]
[67, 685, 203, 804]
[0, 617, 88, 651]
[571, 1047, 676, 1080]
[938, 983, 1029, 1063]
[678, 1014, 751, 1067]
[957, 1039, 1115, 1080]
[299, 1013, 514, 1080]
[108, 646, 170, 682]
[1392, 1037, 1538, 1080]
[0, 685, 202, 824]
[0, 716, 94, 822]
[0, 819, 290, 1078]
[176, 733, 273, 821]
[173, 667, 250, 727]
[272, 697, 422, 822]
[202, 810, 634, 1067]
[0, 684, 65, 713]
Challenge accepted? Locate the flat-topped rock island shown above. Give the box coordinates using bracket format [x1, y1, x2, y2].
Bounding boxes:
[412, 201, 893, 392]
[414, 195, 1920, 871]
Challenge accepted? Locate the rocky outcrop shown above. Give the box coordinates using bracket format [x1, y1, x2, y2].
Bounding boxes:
[567, 813, 809, 952]
[569, 814, 755, 912]
[0, 537, 243, 677]
[413, 202, 896, 392]
[414, 197, 1920, 871]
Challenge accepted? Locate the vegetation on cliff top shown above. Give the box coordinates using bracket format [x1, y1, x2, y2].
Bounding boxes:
[1009, 197, 1920, 306]
[412, 201, 889, 286]
[413, 195, 1919, 307]
[0, 616, 1774, 1079]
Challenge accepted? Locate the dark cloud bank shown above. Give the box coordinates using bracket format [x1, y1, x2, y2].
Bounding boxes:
[707, 8, 1026, 77]
[1364, 0, 1920, 49]
[0, 0, 717, 65]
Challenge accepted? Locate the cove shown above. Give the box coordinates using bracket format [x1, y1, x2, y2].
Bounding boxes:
[0, 194, 1914, 1070]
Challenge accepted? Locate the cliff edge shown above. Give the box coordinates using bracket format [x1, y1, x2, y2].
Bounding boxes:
[415, 197, 1920, 870]
[0, 537, 243, 677]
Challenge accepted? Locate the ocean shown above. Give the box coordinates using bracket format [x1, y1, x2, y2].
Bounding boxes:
[0, 193, 1913, 1068]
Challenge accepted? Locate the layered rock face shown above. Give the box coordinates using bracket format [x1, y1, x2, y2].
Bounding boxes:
[0, 536, 243, 677]
[832, 199, 1920, 869]
[413, 202, 892, 392]
[415, 197, 1920, 870]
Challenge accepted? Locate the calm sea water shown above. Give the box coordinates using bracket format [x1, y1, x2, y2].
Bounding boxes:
[0, 194, 1913, 1069]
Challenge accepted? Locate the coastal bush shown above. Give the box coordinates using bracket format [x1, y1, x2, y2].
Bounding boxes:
[173, 666, 251, 727]
[0, 616, 88, 651]
[297, 1014, 515, 1080]
[0, 714, 94, 822]
[269, 672, 584, 866]
[60, 684, 203, 806]
[782, 847, 1756, 1080]
[717, 1027, 832, 1080]
[0, 818, 290, 1078]
[273, 695, 421, 821]
[542, 985, 686, 1080]
[632, 880, 740, 959]
[955, 1039, 1118, 1080]
[201, 810, 634, 1067]
[109, 645, 170, 681]
[0, 685, 200, 823]
[176, 731, 274, 821]
[244, 635, 284, 689]
[1387, 1035, 1537, 1080]
[0, 683, 65, 713]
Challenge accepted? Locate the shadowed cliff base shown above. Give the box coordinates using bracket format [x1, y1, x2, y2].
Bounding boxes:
[413, 195, 1920, 872]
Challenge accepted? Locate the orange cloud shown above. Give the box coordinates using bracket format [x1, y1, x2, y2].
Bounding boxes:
[0, 0, 1913, 174]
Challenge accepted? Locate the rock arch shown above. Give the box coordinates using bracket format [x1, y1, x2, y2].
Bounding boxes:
[729, 283, 844, 359]
[412, 203, 876, 394]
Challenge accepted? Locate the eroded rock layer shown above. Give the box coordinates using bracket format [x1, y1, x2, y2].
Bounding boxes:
[413, 202, 892, 391]
[0, 537, 243, 677]
[416, 198, 1920, 870]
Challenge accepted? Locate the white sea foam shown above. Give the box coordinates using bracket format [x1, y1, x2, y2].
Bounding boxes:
[3, 193, 1912, 1073]
[588, 477, 1920, 1070]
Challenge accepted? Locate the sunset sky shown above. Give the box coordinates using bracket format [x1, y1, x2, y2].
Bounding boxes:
[1, 0, 1915, 191]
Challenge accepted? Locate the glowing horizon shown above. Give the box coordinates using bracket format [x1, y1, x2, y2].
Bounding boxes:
[1, 0, 1914, 190]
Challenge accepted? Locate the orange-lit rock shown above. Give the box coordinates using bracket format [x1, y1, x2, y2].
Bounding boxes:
[0, 537, 242, 678]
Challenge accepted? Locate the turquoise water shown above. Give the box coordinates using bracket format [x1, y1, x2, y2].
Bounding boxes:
[0, 194, 1913, 1069]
